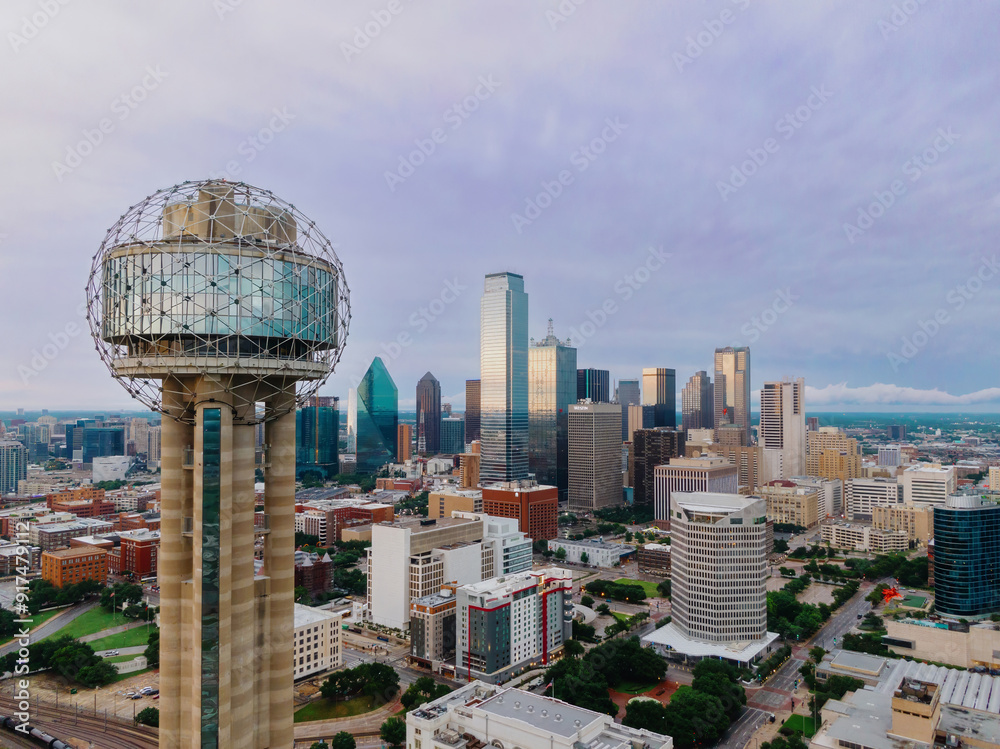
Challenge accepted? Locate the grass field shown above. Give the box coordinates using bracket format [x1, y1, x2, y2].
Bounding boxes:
[783, 714, 818, 737]
[611, 611, 630, 623]
[87, 626, 157, 652]
[294, 694, 385, 723]
[46, 607, 131, 641]
[0, 609, 64, 646]
[613, 578, 662, 597]
[899, 595, 927, 608]
[104, 653, 145, 664]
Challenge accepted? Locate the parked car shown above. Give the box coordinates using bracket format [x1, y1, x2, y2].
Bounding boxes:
[129, 694, 143, 700]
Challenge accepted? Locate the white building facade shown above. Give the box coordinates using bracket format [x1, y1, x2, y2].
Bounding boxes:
[293, 603, 342, 680]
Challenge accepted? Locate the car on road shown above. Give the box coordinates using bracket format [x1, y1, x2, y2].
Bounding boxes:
[130, 694, 143, 700]
[109, 650, 120, 655]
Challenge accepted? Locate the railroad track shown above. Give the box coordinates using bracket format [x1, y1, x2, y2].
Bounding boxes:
[0, 698, 158, 749]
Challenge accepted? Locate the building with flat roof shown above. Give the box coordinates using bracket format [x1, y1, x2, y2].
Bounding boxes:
[456, 568, 572, 683]
[759, 378, 805, 481]
[902, 464, 956, 506]
[642, 367, 676, 429]
[567, 402, 622, 513]
[653, 456, 738, 530]
[481, 481, 558, 540]
[873, 504, 934, 545]
[632, 428, 686, 506]
[292, 603, 342, 680]
[41, 546, 108, 588]
[879, 445, 902, 467]
[410, 584, 458, 671]
[637, 542, 670, 576]
[883, 618, 1000, 669]
[789, 475, 842, 519]
[821, 520, 909, 553]
[643, 491, 778, 667]
[759, 480, 820, 529]
[0, 441, 28, 495]
[846, 476, 901, 520]
[990, 465, 1000, 492]
[427, 488, 483, 520]
[546, 537, 634, 568]
[406, 681, 673, 749]
[528, 322, 576, 501]
[806, 428, 863, 482]
[714, 346, 750, 444]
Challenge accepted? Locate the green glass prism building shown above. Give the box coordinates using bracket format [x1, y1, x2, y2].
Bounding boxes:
[480, 272, 529, 483]
[933, 495, 1000, 619]
[356, 357, 398, 474]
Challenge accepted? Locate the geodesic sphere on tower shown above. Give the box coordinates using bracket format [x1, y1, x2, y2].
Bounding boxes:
[86, 179, 350, 424]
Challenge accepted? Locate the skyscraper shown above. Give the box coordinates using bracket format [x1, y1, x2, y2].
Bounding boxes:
[632, 428, 686, 506]
[681, 370, 713, 432]
[441, 416, 466, 454]
[295, 396, 340, 480]
[0, 440, 27, 494]
[616, 378, 640, 441]
[346, 387, 358, 452]
[759, 378, 806, 481]
[642, 367, 676, 428]
[576, 368, 610, 403]
[567, 402, 623, 512]
[933, 495, 1000, 619]
[465, 379, 481, 443]
[397, 423, 412, 462]
[356, 357, 398, 474]
[480, 272, 529, 483]
[528, 320, 576, 500]
[714, 346, 751, 442]
[416, 372, 442, 454]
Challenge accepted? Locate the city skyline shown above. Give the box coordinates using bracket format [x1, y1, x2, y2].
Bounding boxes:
[3, 4, 1000, 413]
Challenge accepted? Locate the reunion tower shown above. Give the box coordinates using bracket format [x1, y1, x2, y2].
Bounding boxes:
[86, 180, 350, 748]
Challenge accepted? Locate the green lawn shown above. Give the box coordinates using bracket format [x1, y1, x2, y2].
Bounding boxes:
[104, 653, 146, 664]
[0, 609, 64, 646]
[294, 694, 385, 723]
[898, 595, 927, 608]
[611, 611, 631, 623]
[87, 626, 157, 651]
[46, 607, 131, 641]
[783, 714, 818, 738]
[613, 578, 662, 597]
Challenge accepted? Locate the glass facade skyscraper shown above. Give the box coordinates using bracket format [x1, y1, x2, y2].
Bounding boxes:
[440, 416, 466, 454]
[480, 272, 529, 483]
[465, 379, 481, 443]
[681, 370, 713, 431]
[576, 368, 610, 403]
[642, 367, 676, 429]
[933, 496, 1000, 618]
[295, 396, 340, 479]
[714, 346, 751, 442]
[356, 357, 398, 474]
[416, 372, 442, 454]
[616, 378, 640, 441]
[529, 321, 577, 500]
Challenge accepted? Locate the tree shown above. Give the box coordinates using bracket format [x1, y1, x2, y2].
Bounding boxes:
[580, 551, 590, 564]
[380, 717, 407, 747]
[660, 687, 730, 749]
[310, 744, 329, 749]
[135, 707, 159, 727]
[596, 603, 611, 616]
[623, 699, 668, 734]
[809, 646, 826, 664]
[145, 630, 160, 668]
[295, 586, 312, 604]
[773, 539, 790, 553]
[76, 660, 119, 688]
[763, 736, 808, 749]
[580, 595, 594, 607]
[295, 532, 320, 547]
[657, 580, 671, 599]
[563, 639, 585, 657]
[401, 677, 451, 711]
[555, 547, 567, 560]
[330, 732, 356, 749]
[691, 672, 745, 719]
[322, 663, 399, 703]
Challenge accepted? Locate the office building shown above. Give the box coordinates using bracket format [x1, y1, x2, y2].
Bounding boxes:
[637, 543, 671, 575]
[616, 377, 641, 440]
[642, 367, 676, 428]
[576, 368, 609, 403]
[989, 465, 999, 492]
[465, 379, 481, 443]
[76, 426, 126, 464]
[873, 504, 934, 545]
[456, 568, 573, 682]
[884, 618, 1000, 669]
[879, 445, 902, 468]
[410, 585, 458, 670]
[704, 444, 764, 491]
[759, 480, 820, 529]
[806, 428, 862, 481]
[292, 603, 342, 680]
[428, 488, 483, 520]
[295, 396, 340, 480]
[652, 456, 738, 530]
[114, 529, 161, 578]
[933, 495, 1000, 618]
[366, 514, 532, 629]
[397, 423, 412, 462]
[567, 402, 622, 512]
[482, 481, 558, 540]
[480, 272, 529, 483]
[643, 492, 777, 667]
[0, 441, 28, 495]
[807, 416, 819, 431]
[459, 443, 481, 489]
[846, 477, 902, 519]
[887, 424, 908, 441]
[417, 372, 442, 454]
[789, 475, 842, 519]
[346, 387, 358, 452]
[546, 537, 634, 567]
[821, 521, 909, 553]
[356, 357, 398, 474]
[527, 320, 576, 501]
[440, 417, 465, 454]
[147, 425, 162, 463]
[626, 404, 655, 442]
[406, 681, 674, 749]
[296, 499, 394, 546]
[902, 464, 957, 506]
[632, 428, 685, 506]
[681, 370, 713, 432]
[713, 346, 751, 442]
[759, 378, 806, 480]
[41, 546, 108, 588]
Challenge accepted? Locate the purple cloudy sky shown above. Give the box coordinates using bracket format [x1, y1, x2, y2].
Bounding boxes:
[1, 1, 998, 412]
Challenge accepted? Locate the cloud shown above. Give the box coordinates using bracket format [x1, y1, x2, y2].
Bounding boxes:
[807, 383, 1000, 406]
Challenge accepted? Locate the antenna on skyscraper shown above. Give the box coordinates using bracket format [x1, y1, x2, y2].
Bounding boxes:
[547, 318, 554, 338]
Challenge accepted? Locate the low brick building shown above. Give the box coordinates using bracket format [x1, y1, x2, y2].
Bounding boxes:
[41, 546, 108, 588]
